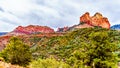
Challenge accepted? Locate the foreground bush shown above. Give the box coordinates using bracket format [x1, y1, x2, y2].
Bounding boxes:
[0, 37, 32, 67]
[31, 58, 70, 68]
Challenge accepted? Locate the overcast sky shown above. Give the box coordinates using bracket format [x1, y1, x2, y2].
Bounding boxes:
[0, 0, 120, 32]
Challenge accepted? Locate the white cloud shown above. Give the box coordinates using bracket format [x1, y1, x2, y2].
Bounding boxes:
[0, 0, 32, 13]
[0, 0, 120, 32]
[0, 20, 16, 32]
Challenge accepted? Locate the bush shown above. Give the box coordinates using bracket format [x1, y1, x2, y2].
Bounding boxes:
[0, 37, 32, 67]
[31, 58, 70, 68]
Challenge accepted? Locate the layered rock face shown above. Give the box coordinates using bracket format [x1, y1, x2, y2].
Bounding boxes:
[80, 12, 110, 29]
[7, 25, 55, 36]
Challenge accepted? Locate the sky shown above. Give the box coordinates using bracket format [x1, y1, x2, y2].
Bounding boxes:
[0, 0, 120, 32]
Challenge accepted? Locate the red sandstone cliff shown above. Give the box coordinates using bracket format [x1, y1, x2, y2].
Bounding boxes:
[80, 12, 110, 29]
[7, 25, 55, 36]
[57, 12, 111, 32]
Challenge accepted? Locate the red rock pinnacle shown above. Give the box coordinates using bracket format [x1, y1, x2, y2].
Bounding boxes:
[80, 12, 110, 29]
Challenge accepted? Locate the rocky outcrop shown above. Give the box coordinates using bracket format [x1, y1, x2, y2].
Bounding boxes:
[57, 26, 69, 32]
[57, 12, 111, 32]
[7, 25, 55, 36]
[15, 25, 55, 33]
[80, 12, 110, 29]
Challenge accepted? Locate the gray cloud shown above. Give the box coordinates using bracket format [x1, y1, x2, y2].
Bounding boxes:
[0, 18, 19, 25]
[0, 7, 4, 12]
[0, 0, 120, 32]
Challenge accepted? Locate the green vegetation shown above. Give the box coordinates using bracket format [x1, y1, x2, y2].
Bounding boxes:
[1, 28, 120, 68]
[30, 28, 120, 68]
[0, 37, 32, 67]
[67, 30, 118, 68]
[31, 57, 70, 68]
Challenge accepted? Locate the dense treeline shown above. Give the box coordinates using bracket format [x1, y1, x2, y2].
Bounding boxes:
[0, 28, 120, 68]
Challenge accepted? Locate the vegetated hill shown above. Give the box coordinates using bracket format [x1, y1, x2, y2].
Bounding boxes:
[6, 25, 55, 36]
[0, 27, 120, 68]
[0, 32, 7, 36]
[111, 24, 120, 30]
[57, 12, 110, 32]
[30, 28, 120, 68]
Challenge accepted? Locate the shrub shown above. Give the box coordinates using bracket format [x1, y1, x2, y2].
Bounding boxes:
[31, 58, 70, 68]
[0, 37, 32, 67]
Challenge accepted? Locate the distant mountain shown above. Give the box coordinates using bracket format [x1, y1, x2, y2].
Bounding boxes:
[0, 32, 7, 36]
[111, 24, 120, 30]
[6, 25, 55, 36]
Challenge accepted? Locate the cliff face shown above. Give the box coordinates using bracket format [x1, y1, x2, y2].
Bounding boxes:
[80, 12, 110, 29]
[57, 12, 111, 32]
[15, 25, 55, 33]
[7, 25, 55, 36]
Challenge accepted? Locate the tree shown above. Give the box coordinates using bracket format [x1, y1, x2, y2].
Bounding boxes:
[0, 37, 32, 67]
[67, 28, 119, 68]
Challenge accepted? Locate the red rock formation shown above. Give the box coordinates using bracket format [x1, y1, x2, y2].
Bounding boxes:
[0, 25, 56, 50]
[57, 26, 69, 32]
[7, 25, 55, 36]
[80, 12, 110, 29]
[15, 25, 54, 33]
[57, 12, 111, 32]
[80, 12, 92, 25]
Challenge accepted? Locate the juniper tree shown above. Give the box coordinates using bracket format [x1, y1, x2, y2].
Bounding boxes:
[0, 37, 32, 66]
